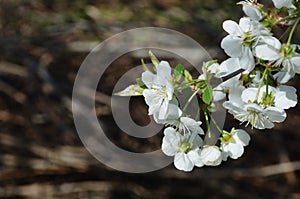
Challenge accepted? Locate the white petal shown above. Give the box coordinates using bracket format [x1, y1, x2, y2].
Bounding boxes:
[255, 44, 280, 61]
[275, 85, 297, 109]
[222, 143, 244, 159]
[240, 3, 262, 21]
[241, 87, 258, 103]
[141, 71, 155, 88]
[228, 85, 245, 106]
[272, 0, 294, 8]
[239, 17, 252, 32]
[163, 127, 177, 136]
[162, 129, 180, 156]
[217, 58, 241, 78]
[158, 99, 169, 120]
[221, 151, 229, 161]
[153, 103, 182, 124]
[213, 87, 226, 102]
[174, 152, 194, 172]
[239, 47, 255, 72]
[274, 71, 294, 84]
[143, 89, 162, 115]
[265, 107, 286, 122]
[221, 36, 243, 57]
[180, 117, 204, 135]
[188, 149, 204, 167]
[261, 36, 282, 50]
[223, 101, 245, 116]
[291, 56, 300, 73]
[223, 20, 243, 36]
[157, 61, 171, 83]
[200, 146, 222, 166]
[234, 129, 251, 146]
[254, 113, 274, 129]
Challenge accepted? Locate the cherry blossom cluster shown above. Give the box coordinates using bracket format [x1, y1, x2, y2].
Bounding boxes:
[116, 0, 300, 171]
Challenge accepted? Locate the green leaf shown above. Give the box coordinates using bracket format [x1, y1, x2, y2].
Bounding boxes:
[202, 85, 213, 105]
[174, 64, 184, 82]
[174, 64, 184, 75]
[114, 84, 144, 96]
[149, 50, 159, 68]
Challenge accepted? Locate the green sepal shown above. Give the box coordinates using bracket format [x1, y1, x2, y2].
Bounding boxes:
[114, 84, 144, 96]
[149, 50, 159, 68]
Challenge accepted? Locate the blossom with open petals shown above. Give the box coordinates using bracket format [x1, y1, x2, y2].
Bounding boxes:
[223, 85, 286, 129]
[161, 127, 203, 171]
[142, 61, 174, 120]
[255, 37, 300, 83]
[221, 129, 251, 160]
[221, 17, 271, 72]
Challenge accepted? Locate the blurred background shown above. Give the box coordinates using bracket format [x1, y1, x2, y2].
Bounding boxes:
[1, 0, 300, 198]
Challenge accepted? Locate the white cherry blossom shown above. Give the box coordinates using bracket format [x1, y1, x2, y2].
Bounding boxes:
[223, 85, 286, 129]
[221, 17, 271, 72]
[221, 129, 251, 160]
[142, 61, 174, 120]
[161, 127, 203, 171]
[254, 37, 300, 83]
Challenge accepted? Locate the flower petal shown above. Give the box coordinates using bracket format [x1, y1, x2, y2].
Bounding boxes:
[174, 152, 194, 172]
[239, 3, 262, 21]
[162, 128, 180, 156]
[217, 58, 241, 78]
[234, 129, 251, 146]
[157, 61, 172, 84]
[223, 20, 243, 36]
[221, 36, 243, 57]
[141, 71, 155, 88]
[200, 146, 222, 166]
[188, 149, 204, 167]
[275, 85, 297, 109]
[265, 107, 286, 122]
[222, 143, 244, 159]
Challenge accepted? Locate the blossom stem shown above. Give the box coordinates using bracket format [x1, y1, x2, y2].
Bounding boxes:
[182, 88, 201, 112]
[204, 111, 211, 138]
[287, 17, 300, 46]
[255, 68, 268, 102]
[272, 13, 298, 27]
[209, 113, 224, 135]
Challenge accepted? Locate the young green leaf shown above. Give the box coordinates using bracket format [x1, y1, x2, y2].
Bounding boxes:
[202, 85, 213, 105]
[174, 64, 184, 82]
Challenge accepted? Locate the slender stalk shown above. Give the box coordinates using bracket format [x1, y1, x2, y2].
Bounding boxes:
[204, 111, 211, 138]
[287, 17, 300, 46]
[182, 88, 201, 112]
[272, 14, 298, 27]
[209, 113, 224, 134]
[255, 68, 268, 102]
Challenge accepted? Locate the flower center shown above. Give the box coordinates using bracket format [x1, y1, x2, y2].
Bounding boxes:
[279, 44, 295, 59]
[178, 141, 193, 153]
[242, 31, 256, 47]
